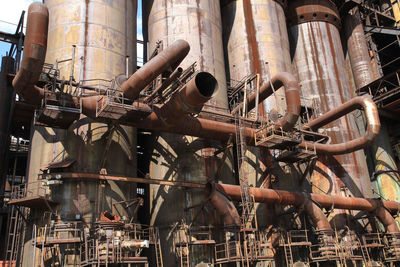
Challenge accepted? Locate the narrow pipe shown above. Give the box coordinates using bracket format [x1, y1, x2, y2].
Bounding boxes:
[300, 96, 381, 154]
[12, 2, 48, 105]
[144, 67, 183, 102]
[216, 183, 400, 232]
[121, 39, 190, 101]
[232, 72, 301, 131]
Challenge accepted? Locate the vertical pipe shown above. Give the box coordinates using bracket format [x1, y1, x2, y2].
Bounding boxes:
[288, 0, 373, 228]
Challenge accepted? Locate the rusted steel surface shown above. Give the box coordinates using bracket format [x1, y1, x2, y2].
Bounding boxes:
[206, 183, 241, 227]
[217, 183, 400, 231]
[300, 96, 380, 154]
[12, 2, 47, 105]
[45, 0, 137, 81]
[232, 72, 301, 131]
[222, 0, 292, 114]
[344, 10, 375, 89]
[147, 0, 228, 109]
[286, 0, 341, 28]
[289, 0, 373, 199]
[25, 0, 138, 228]
[121, 40, 190, 100]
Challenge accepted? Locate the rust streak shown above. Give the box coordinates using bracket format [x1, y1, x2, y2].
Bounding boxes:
[83, 0, 90, 81]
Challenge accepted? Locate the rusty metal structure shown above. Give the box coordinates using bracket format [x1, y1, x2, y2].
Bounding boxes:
[0, 0, 400, 266]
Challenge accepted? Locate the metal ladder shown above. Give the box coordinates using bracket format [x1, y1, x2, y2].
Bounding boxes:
[180, 243, 189, 267]
[234, 114, 256, 231]
[359, 239, 371, 266]
[283, 236, 294, 267]
[4, 205, 24, 267]
[153, 228, 164, 267]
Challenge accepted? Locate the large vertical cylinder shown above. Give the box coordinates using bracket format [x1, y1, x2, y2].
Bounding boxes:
[344, 10, 375, 90]
[344, 10, 400, 219]
[221, 0, 295, 228]
[22, 1, 137, 266]
[145, 1, 232, 265]
[222, 0, 291, 112]
[148, 0, 228, 109]
[288, 0, 373, 227]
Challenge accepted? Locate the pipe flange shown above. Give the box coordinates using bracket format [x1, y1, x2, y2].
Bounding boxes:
[287, 0, 340, 28]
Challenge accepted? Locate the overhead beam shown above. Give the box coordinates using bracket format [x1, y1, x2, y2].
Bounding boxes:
[0, 31, 23, 45]
[40, 172, 206, 189]
[364, 25, 400, 36]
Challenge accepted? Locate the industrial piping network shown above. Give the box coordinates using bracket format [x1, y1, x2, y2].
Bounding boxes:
[12, 2, 399, 237]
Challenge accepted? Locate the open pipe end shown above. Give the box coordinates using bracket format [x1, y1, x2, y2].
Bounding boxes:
[195, 72, 218, 98]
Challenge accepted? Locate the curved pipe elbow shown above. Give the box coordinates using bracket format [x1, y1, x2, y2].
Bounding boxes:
[12, 2, 48, 105]
[206, 183, 241, 228]
[121, 39, 190, 101]
[376, 206, 400, 233]
[304, 199, 332, 232]
[300, 96, 380, 155]
[232, 72, 300, 131]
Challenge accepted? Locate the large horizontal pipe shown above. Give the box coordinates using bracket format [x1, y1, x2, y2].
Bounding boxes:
[300, 96, 380, 154]
[121, 39, 190, 101]
[232, 72, 301, 131]
[12, 2, 48, 105]
[216, 183, 400, 232]
[216, 183, 400, 213]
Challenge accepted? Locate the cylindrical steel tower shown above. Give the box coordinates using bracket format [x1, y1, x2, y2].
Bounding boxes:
[21, 1, 137, 266]
[222, 0, 291, 113]
[288, 0, 373, 227]
[344, 10, 400, 217]
[145, 1, 233, 265]
[221, 0, 296, 228]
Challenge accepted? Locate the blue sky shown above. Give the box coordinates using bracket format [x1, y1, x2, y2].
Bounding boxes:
[0, 0, 144, 64]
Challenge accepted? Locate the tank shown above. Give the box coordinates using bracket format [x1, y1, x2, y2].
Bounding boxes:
[344, 10, 400, 223]
[222, 0, 297, 228]
[222, 0, 292, 113]
[288, 0, 373, 228]
[145, 1, 233, 265]
[21, 1, 137, 266]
